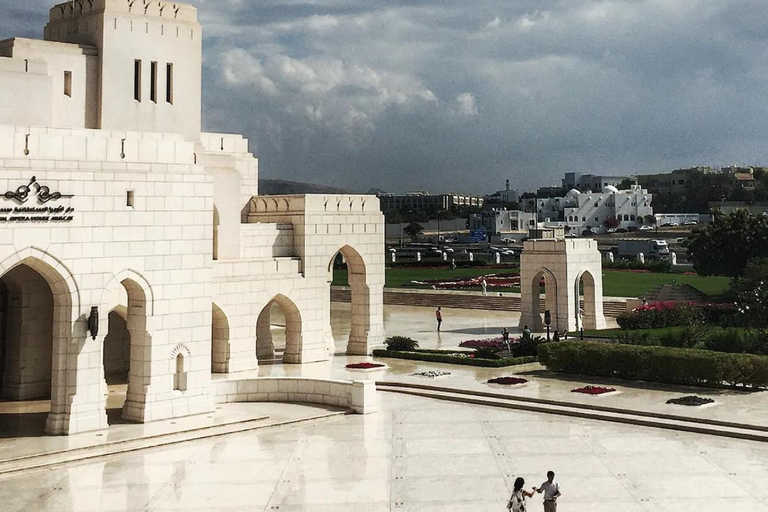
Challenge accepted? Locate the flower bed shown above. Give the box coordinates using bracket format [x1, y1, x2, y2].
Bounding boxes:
[617, 301, 738, 330]
[571, 385, 617, 395]
[346, 362, 386, 370]
[459, 337, 506, 349]
[373, 349, 537, 368]
[666, 396, 715, 406]
[487, 376, 528, 385]
[412, 370, 451, 378]
[410, 272, 521, 290]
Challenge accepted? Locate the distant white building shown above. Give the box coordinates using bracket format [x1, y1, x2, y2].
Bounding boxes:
[523, 185, 653, 234]
[469, 209, 536, 235]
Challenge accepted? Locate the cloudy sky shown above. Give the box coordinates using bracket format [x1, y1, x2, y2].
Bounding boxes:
[5, 1, 768, 194]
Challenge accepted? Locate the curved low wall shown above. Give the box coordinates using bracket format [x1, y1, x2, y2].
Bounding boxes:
[213, 377, 377, 414]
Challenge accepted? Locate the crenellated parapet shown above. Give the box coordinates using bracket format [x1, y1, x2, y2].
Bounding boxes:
[49, 0, 197, 22]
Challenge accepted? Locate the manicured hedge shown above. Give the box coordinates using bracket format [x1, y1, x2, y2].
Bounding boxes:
[604, 259, 672, 273]
[538, 341, 768, 388]
[372, 349, 537, 368]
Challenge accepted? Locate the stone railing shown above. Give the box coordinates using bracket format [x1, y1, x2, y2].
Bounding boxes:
[212, 377, 377, 414]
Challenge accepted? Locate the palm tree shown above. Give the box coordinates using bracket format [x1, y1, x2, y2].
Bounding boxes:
[403, 222, 424, 242]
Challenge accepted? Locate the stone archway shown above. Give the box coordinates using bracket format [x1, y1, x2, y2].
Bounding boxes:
[327, 245, 377, 356]
[0, 249, 89, 435]
[256, 295, 303, 364]
[211, 303, 230, 373]
[101, 271, 153, 424]
[519, 238, 607, 333]
[575, 270, 606, 331]
[524, 268, 558, 332]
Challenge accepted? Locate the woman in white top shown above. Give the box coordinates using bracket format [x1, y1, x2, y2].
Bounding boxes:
[508, 477, 535, 512]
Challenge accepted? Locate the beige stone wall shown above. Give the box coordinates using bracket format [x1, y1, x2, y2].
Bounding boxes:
[0, 124, 213, 434]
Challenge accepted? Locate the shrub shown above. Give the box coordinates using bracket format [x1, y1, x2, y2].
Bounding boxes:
[510, 335, 546, 357]
[384, 336, 419, 351]
[618, 302, 706, 330]
[604, 259, 672, 273]
[538, 341, 768, 388]
[473, 347, 501, 360]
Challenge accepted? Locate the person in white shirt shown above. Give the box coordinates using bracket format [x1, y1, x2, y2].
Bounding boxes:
[533, 471, 561, 512]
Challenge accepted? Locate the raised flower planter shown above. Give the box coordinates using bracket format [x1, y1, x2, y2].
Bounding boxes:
[346, 362, 386, 370]
[487, 376, 528, 385]
[412, 370, 452, 378]
[666, 395, 715, 407]
[372, 349, 537, 368]
[571, 385, 617, 395]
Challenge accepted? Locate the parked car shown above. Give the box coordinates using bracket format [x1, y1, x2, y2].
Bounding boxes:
[616, 227, 628, 233]
[627, 226, 639, 232]
[638, 225, 654, 232]
[684, 220, 698, 226]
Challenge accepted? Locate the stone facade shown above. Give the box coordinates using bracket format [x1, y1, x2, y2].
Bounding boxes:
[0, 1, 384, 435]
[518, 238, 607, 333]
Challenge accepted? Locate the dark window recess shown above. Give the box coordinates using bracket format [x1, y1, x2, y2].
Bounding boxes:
[166, 63, 174, 104]
[134, 60, 142, 101]
[150, 61, 158, 102]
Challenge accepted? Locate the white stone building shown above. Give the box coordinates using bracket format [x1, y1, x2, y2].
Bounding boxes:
[0, 0, 384, 435]
[524, 185, 653, 234]
[469, 209, 536, 235]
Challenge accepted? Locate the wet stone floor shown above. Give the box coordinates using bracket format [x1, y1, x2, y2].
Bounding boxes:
[1, 305, 767, 511]
[2, 391, 768, 512]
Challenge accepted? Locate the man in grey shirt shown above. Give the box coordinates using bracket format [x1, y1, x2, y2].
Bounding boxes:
[533, 470, 561, 511]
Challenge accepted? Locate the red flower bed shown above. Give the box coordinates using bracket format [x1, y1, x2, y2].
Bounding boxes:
[460, 337, 507, 349]
[571, 385, 616, 395]
[346, 362, 385, 370]
[487, 376, 528, 385]
[411, 272, 521, 290]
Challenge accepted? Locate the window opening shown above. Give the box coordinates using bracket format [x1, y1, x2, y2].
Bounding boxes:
[64, 71, 72, 97]
[150, 61, 158, 102]
[126, 190, 135, 208]
[166, 63, 174, 104]
[134, 60, 142, 101]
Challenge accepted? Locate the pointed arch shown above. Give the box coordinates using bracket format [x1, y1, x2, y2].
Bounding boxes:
[528, 267, 559, 331]
[211, 303, 230, 373]
[0, 249, 79, 433]
[327, 245, 371, 355]
[256, 294, 303, 364]
[100, 269, 153, 423]
[575, 270, 598, 331]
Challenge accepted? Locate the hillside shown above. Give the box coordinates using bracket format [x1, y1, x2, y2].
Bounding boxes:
[258, 179, 357, 195]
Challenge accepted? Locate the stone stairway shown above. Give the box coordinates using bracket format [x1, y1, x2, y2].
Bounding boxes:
[376, 382, 768, 443]
[331, 287, 627, 317]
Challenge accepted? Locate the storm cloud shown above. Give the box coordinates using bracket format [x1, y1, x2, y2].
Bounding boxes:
[5, 0, 768, 193]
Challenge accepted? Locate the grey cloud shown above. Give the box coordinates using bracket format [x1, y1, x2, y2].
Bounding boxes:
[5, 0, 768, 193]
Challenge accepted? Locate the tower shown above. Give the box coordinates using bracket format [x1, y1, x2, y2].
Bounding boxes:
[44, 0, 202, 140]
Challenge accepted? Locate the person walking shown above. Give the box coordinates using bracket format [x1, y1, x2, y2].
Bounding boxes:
[533, 471, 561, 511]
[507, 477, 534, 512]
[481, 277, 488, 296]
[436, 306, 443, 332]
[501, 327, 511, 353]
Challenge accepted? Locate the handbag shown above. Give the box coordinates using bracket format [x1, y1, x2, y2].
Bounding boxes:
[507, 491, 526, 512]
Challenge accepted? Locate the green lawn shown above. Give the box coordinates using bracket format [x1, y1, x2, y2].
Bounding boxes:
[600, 271, 730, 298]
[333, 267, 731, 298]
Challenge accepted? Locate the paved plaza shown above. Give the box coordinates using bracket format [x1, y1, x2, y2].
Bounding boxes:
[1, 304, 767, 511]
[2, 391, 768, 511]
